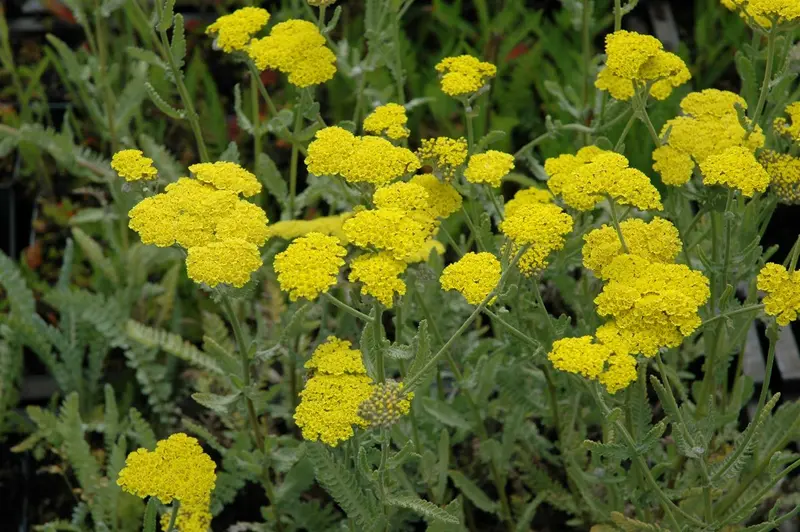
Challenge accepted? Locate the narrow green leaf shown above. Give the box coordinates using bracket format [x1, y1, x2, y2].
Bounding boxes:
[71, 227, 119, 284]
[143, 497, 159, 532]
[233, 84, 254, 134]
[191, 392, 241, 414]
[157, 0, 175, 31]
[170, 14, 186, 72]
[145, 82, 185, 120]
[448, 470, 497, 514]
[421, 397, 471, 430]
[256, 152, 288, 207]
[387, 495, 460, 524]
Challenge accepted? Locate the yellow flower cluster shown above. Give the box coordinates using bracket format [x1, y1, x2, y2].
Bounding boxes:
[774, 102, 800, 142]
[582, 218, 682, 279]
[435, 55, 497, 97]
[247, 20, 336, 87]
[294, 337, 374, 446]
[206, 7, 270, 52]
[545, 148, 662, 211]
[343, 208, 433, 261]
[504, 187, 552, 218]
[128, 163, 268, 288]
[410, 173, 463, 218]
[363, 103, 410, 140]
[405, 238, 446, 263]
[373, 181, 433, 217]
[654, 89, 765, 186]
[760, 150, 800, 204]
[440, 252, 501, 305]
[594, 255, 710, 356]
[699, 146, 770, 197]
[273, 232, 347, 301]
[500, 203, 573, 275]
[348, 252, 407, 307]
[268, 213, 353, 243]
[417, 137, 469, 180]
[306, 127, 420, 185]
[547, 336, 638, 394]
[721, 0, 800, 27]
[463, 150, 515, 188]
[594, 30, 690, 101]
[357, 380, 413, 428]
[111, 149, 157, 182]
[757, 263, 800, 326]
[117, 433, 216, 532]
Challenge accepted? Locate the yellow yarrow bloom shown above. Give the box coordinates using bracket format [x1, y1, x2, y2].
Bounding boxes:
[357, 381, 413, 428]
[760, 150, 800, 204]
[349, 252, 407, 307]
[700, 146, 770, 197]
[294, 337, 373, 446]
[189, 162, 262, 197]
[340, 137, 421, 186]
[440, 252, 501, 305]
[435, 55, 497, 97]
[549, 150, 662, 211]
[652, 145, 696, 186]
[409, 173, 463, 219]
[206, 7, 270, 53]
[463, 150, 515, 188]
[215, 200, 270, 246]
[343, 208, 434, 261]
[774, 102, 800, 142]
[595, 254, 710, 356]
[247, 20, 336, 87]
[680, 89, 747, 119]
[405, 238, 446, 264]
[363, 103, 410, 140]
[721, 0, 800, 27]
[599, 354, 639, 394]
[373, 182, 432, 217]
[306, 126, 358, 176]
[757, 263, 800, 326]
[595, 30, 690, 101]
[504, 187, 552, 219]
[268, 213, 352, 243]
[111, 149, 157, 182]
[186, 239, 262, 288]
[417, 137, 468, 180]
[548, 336, 612, 379]
[544, 146, 605, 195]
[582, 217, 682, 280]
[117, 433, 216, 532]
[273, 232, 347, 301]
[500, 203, 573, 274]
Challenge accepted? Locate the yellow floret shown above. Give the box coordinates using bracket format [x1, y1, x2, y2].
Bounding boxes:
[363, 103, 410, 140]
[463, 150, 515, 188]
[185, 239, 262, 288]
[700, 146, 770, 197]
[373, 182, 432, 216]
[760, 150, 800, 204]
[680, 89, 748, 119]
[247, 20, 336, 87]
[343, 208, 434, 261]
[348, 252, 407, 307]
[340, 136, 421, 186]
[599, 354, 638, 394]
[594, 67, 635, 101]
[604, 30, 663, 80]
[757, 263, 800, 326]
[306, 126, 358, 177]
[214, 200, 270, 246]
[273, 232, 347, 301]
[189, 162, 262, 197]
[409, 173, 463, 219]
[305, 336, 368, 376]
[548, 336, 612, 379]
[295, 374, 374, 446]
[500, 203, 573, 274]
[405, 238, 446, 263]
[111, 149, 157, 182]
[774, 102, 800, 142]
[504, 187, 552, 219]
[652, 145, 695, 186]
[206, 7, 270, 53]
[268, 213, 353, 243]
[117, 433, 216, 532]
[417, 137, 469, 180]
[440, 252, 501, 305]
[435, 55, 497, 97]
[582, 217, 682, 279]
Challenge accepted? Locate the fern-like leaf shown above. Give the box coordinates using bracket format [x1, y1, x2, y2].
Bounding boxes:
[0, 250, 35, 316]
[126, 320, 224, 375]
[128, 407, 157, 450]
[387, 495, 460, 524]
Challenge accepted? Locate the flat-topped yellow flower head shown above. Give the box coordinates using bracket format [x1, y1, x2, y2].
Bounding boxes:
[440, 252, 501, 305]
[435, 55, 497, 97]
[349, 252, 407, 307]
[186, 239, 262, 288]
[111, 149, 157, 182]
[363, 103, 410, 140]
[206, 7, 270, 53]
[189, 162, 262, 197]
[700, 146, 770, 197]
[758, 263, 800, 326]
[760, 150, 800, 205]
[248, 20, 336, 87]
[273, 232, 347, 301]
[343, 208, 434, 261]
[774, 102, 800, 142]
[464, 150, 515, 188]
[417, 137, 468, 180]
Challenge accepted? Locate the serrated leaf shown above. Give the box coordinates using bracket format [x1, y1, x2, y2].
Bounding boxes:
[476, 130, 506, 151]
[324, 6, 342, 33]
[218, 141, 239, 163]
[126, 320, 224, 375]
[421, 397, 471, 430]
[387, 495, 460, 524]
[202, 335, 240, 377]
[71, 227, 119, 284]
[157, 0, 175, 31]
[407, 320, 433, 385]
[170, 14, 186, 72]
[142, 497, 159, 532]
[256, 152, 288, 207]
[191, 392, 241, 414]
[426, 498, 464, 532]
[448, 470, 497, 514]
[387, 440, 419, 470]
[139, 134, 184, 182]
[127, 47, 167, 70]
[145, 82, 185, 120]
[582, 440, 631, 460]
[0, 250, 35, 317]
[610, 511, 662, 531]
[267, 109, 294, 133]
[605, 407, 622, 424]
[385, 343, 414, 360]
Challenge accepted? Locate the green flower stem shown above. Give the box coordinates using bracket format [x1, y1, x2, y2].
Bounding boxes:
[532, 280, 557, 341]
[613, 113, 637, 152]
[165, 500, 180, 532]
[716, 457, 800, 522]
[483, 309, 540, 350]
[581, 0, 592, 145]
[655, 353, 713, 522]
[589, 383, 705, 529]
[246, 62, 308, 156]
[464, 102, 475, 153]
[721, 189, 735, 294]
[251, 74, 261, 165]
[606, 197, 629, 253]
[322, 292, 374, 322]
[404, 244, 528, 393]
[374, 302, 385, 383]
[94, 9, 118, 153]
[460, 204, 485, 251]
[486, 185, 505, 221]
[747, 28, 777, 138]
[219, 295, 284, 532]
[317, 5, 327, 29]
[614, 0, 622, 31]
[699, 304, 764, 328]
[288, 102, 304, 218]
[633, 91, 662, 148]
